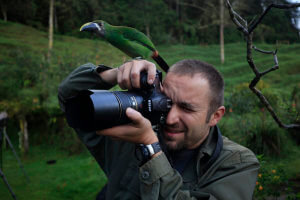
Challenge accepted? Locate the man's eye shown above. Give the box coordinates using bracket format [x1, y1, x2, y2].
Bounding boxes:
[180, 105, 194, 112]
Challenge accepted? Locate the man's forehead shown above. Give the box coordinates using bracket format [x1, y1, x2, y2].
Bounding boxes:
[163, 73, 210, 102]
[163, 72, 208, 89]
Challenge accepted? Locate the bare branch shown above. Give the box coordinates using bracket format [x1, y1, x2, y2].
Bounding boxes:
[179, 1, 218, 12]
[246, 34, 260, 77]
[250, 86, 300, 130]
[195, 20, 220, 30]
[225, 0, 248, 35]
[178, 2, 206, 12]
[252, 45, 275, 54]
[252, 46, 279, 76]
[249, 3, 300, 33]
[226, 0, 300, 130]
[260, 65, 279, 76]
[228, 3, 247, 26]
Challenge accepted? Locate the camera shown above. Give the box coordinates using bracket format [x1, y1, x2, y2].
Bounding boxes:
[64, 71, 172, 132]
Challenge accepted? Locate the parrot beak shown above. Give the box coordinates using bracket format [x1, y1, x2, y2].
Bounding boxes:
[80, 22, 101, 32]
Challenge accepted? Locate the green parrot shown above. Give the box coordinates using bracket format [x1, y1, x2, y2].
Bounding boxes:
[80, 20, 169, 72]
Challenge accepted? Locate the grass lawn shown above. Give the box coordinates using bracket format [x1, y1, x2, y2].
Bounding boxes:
[1, 143, 300, 199]
[0, 145, 106, 200]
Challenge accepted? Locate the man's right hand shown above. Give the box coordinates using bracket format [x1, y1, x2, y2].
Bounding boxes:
[99, 59, 157, 90]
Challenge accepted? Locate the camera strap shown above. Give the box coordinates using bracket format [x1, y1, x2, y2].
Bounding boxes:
[200, 126, 223, 175]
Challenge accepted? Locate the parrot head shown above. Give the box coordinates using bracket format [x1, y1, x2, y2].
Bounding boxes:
[80, 20, 108, 37]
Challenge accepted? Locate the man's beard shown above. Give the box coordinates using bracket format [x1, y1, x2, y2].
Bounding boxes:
[161, 123, 210, 153]
[162, 130, 188, 152]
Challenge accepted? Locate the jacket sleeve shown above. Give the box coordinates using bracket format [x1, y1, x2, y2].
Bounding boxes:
[58, 63, 114, 112]
[139, 150, 259, 200]
[58, 63, 115, 171]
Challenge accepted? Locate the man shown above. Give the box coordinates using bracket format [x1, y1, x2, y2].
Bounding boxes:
[58, 59, 259, 199]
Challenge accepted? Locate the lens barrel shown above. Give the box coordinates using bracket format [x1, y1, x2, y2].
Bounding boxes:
[65, 90, 144, 131]
[65, 70, 171, 132]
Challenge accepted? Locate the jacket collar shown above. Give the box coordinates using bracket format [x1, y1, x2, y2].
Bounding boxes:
[196, 126, 223, 177]
[198, 126, 216, 157]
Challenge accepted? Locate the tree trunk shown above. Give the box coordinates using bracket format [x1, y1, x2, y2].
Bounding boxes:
[145, 24, 150, 38]
[47, 0, 54, 61]
[1, 3, 7, 21]
[19, 117, 29, 155]
[176, 0, 180, 18]
[54, 6, 58, 31]
[220, 0, 225, 63]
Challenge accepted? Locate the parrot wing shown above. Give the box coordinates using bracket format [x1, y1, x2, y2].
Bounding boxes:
[121, 27, 157, 52]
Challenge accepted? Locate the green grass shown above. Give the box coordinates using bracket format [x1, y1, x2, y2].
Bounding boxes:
[0, 145, 106, 200]
[1, 19, 300, 92]
[1, 143, 299, 199]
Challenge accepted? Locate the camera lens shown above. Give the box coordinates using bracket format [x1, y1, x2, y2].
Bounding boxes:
[65, 90, 144, 131]
[64, 70, 170, 132]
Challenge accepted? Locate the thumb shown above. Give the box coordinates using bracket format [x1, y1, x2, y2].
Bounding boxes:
[126, 108, 143, 124]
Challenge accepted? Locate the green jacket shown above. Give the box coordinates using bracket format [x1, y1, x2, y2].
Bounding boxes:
[58, 63, 260, 200]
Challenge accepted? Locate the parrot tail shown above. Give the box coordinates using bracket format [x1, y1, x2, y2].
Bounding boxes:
[152, 51, 169, 72]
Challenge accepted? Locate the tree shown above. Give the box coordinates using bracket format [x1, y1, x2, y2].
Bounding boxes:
[0, 47, 45, 154]
[48, 0, 54, 61]
[220, 0, 225, 63]
[226, 0, 300, 130]
[0, 0, 8, 21]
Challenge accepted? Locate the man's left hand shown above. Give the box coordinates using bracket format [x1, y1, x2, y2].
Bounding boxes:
[96, 108, 158, 145]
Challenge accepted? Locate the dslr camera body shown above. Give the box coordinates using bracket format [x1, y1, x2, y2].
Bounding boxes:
[65, 70, 172, 132]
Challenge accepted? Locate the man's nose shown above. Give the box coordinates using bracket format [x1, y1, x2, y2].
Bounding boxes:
[166, 105, 180, 125]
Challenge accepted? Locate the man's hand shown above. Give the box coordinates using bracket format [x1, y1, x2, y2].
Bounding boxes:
[96, 108, 158, 145]
[97, 60, 158, 144]
[99, 59, 157, 89]
[117, 59, 156, 90]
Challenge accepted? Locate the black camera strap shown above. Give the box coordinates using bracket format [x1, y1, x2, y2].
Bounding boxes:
[200, 126, 223, 175]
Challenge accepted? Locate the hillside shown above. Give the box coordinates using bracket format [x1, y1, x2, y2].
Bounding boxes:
[1, 20, 299, 89]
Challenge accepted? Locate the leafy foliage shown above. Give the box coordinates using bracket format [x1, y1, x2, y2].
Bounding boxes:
[254, 154, 300, 199]
[0, 0, 299, 44]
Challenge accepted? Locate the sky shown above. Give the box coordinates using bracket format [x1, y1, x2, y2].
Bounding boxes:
[288, 0, 300, 29]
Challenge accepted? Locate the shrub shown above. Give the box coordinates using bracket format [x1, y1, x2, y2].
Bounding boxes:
[221, 112, 289, 156]
[244, 114, 288, 156]
[254, 155, 300, 200]
[224, 81, 270, 115]
[222, 80, 293, 156]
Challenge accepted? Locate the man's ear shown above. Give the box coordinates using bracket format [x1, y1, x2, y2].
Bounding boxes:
[208, 106, 225, 127]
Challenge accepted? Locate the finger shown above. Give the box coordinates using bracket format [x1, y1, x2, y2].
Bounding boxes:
[126, 107, 143, 125]
[145, 62, 156, 85]
[121, 63, 132, 90]
[121, 63, 133, 90]
[97, 125, 132, 136]
[130, 62, 141, 88]
[160, 82, 163, 92]
[117, 67, 124, 89]
[97, 124, 141, 143]
[117, 64, 126, 89]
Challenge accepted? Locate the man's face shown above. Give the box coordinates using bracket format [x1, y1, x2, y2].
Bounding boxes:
[161, 72, 213, 151]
